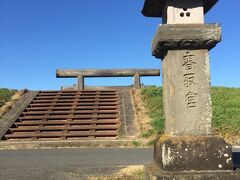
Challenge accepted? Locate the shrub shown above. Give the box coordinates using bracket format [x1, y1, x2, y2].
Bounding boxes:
[0, 88, 17, 108]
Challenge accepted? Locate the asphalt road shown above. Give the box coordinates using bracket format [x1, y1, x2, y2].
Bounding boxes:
[0, 148, 153, 180]
[0, 147, 239, 180]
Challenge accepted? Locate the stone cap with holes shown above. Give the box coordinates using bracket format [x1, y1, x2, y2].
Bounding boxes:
[142, 0, 218, 17]
[151, 23, 221, 59]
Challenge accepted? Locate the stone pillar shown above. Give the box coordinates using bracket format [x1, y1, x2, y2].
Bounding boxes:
[163, 49, 213, 136]
[141, 0, 240, 179]
[133, 73, 141, 89]
[77, 75, 84, 91]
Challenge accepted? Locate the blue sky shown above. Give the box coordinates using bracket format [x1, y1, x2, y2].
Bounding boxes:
[0, 0, 239, 90]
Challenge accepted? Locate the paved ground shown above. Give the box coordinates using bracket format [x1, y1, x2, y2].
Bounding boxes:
[0, 147, 239, 180]
[119, 89, 137, 136]
[0, 148, 153, 180]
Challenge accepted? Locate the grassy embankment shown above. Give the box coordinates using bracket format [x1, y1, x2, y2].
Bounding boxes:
[0, 88, 20, 117]
[0, 88, 17, 108]
[140, 86, 240, 144]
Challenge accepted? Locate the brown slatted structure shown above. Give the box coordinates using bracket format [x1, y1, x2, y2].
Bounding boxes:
[3, 90, 120, 140]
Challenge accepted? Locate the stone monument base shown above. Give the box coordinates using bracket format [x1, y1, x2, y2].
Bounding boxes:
[154, 135, 233, 171]
[145, 163, 240, 180]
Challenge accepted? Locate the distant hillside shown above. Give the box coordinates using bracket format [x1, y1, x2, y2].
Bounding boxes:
[140, 86, 240, 144]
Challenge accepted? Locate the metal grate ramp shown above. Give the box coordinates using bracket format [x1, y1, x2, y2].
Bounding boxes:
[3, 90, 120, 140]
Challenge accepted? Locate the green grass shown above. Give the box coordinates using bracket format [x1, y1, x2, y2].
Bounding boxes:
[140, 86, 164, 138]
[211, 87, 240, 137]
[140, 86, 240, 139]
[0, 88, 17, 108]
[132, 140, 141, 147]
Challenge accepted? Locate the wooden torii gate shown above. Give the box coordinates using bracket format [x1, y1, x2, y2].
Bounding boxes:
[56, 69, 160, 90]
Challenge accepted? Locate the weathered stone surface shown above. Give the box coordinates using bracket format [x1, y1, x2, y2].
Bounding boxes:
[0, 91, 39, 139]
[56, 69, 160, 78]
[57, 69, 160, 90]
[133, 73, 141, 89]
[119, 89, 137, 136]
[142, 0, 218, 17]
[145, 163, 240, 180]
[163, 50, 212, 136]
[154, 135, 233, 171]
[141, 0, 240, 178]
[152, 24, 221, 59]
[77, 75, 84, 90]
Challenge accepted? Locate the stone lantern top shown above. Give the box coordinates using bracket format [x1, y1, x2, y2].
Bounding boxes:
[142, 0, 218, 17]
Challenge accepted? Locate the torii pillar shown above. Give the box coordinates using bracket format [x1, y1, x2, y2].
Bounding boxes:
[141, 0, 240, 179]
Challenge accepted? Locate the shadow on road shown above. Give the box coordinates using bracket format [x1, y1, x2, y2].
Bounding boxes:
[233, 152, 240, 170]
